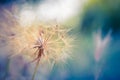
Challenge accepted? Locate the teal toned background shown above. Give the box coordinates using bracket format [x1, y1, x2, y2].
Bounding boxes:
[0, 0, 120, 80]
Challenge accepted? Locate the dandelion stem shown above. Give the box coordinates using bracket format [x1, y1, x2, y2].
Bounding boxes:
[32, 58, 40, 80]
[51, 61, 55, 70]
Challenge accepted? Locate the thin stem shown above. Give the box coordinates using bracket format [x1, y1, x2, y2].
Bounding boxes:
[51, 61, 55, 70]
[32, 58, 40, 80]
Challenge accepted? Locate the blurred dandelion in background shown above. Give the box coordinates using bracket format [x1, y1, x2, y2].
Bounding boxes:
[94, 30, 111, 80]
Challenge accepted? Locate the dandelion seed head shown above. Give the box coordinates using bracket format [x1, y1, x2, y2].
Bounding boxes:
[0, 9, 75, 65]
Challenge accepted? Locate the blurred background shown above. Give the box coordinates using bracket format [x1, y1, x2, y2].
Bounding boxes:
[0, 0, 120, 80]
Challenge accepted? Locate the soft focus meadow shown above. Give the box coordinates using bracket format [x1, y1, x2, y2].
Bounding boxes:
[0, 0, 120, 80]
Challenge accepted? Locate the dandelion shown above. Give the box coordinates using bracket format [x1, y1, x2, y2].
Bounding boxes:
[94, 30, 111, 80]
[94, 30, 111, 62]
[0, 9, 75, 80]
